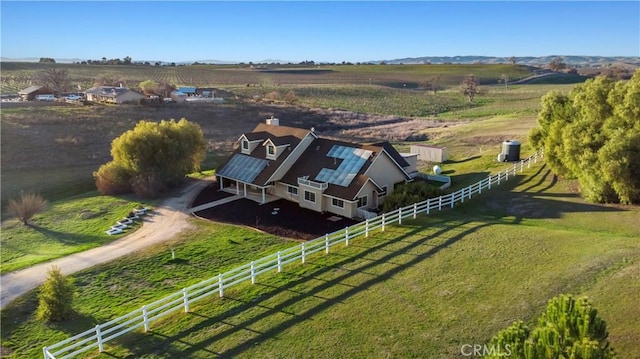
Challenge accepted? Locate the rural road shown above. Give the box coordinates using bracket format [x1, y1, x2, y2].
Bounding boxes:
[0, 177, 214, 310]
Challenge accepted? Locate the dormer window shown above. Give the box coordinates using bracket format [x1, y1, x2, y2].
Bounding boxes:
[266, 144, 276, 160]
[242, 140, 249, 151]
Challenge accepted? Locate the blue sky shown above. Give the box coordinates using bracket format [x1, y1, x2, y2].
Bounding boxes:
[1, 1, 638, 63]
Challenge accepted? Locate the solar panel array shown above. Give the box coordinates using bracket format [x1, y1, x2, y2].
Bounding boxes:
[315, 145, 373, 187]
[217, 154, 269, 183]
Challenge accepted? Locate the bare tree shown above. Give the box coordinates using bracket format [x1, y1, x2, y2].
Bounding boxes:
[423, 75, 441, 95]
[460, 74, 479, 102]
[7, 191, 48, 225]
[499, 73, 510, 90]
[94, 74, 128, 87]
[32, 69, 71, 96]
[549, 58, 567, 71]
[509, 56, 517, 65]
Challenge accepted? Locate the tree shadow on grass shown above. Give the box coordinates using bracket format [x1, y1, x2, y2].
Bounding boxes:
[105, 217, 493, 358]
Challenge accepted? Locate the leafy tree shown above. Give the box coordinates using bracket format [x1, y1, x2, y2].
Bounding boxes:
[36, 266, 75, 322]
[39, 57, 56, 63]
[460, 74, 479, 102]
[486, 294, 615, 359]
[509, 56, 517, 65]
[139, 79, 159, 95]
[528, 69, 640, 204]
[6, 191, 48, 225]
[32, 68, 71, 96]
[95, 118, 207, 198]
[93, 73, 128, 87]
[549, 58, 567, 71]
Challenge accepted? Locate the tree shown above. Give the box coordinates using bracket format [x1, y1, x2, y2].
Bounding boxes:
[95, 118, 207, 198]
[487, 294, 615, 359]
[39, 57, 56, 64]
[528, 69, 640, 204]
[32, 68, 71, 96]
[499, 73, 510, 90]
[123, 56, 132, 65]
[94, 73, 127, 87]
[460, 74, 479, 102]
[549, 57, 567, 71]
[37, 266, 75, 322]
[509, 56, 517, 65]
[6, 191, 48, 225]
[423, 75, 441, 95]
[139, 79, 159, 95]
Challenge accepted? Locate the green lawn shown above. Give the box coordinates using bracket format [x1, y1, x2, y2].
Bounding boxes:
[0, 193, 152, 273]
[2, 164, 638, 358]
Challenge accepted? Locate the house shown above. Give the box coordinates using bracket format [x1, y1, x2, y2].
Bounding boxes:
[18, 85, 54, 101]
[215, 118, 414, 219]
[84, 86, 145, 104]
[177, 87, 197, 96]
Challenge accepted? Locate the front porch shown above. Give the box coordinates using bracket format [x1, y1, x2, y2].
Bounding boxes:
[219, 178, 280, 205]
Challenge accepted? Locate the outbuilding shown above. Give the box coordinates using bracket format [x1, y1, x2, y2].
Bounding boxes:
[18, 86, 54, 101]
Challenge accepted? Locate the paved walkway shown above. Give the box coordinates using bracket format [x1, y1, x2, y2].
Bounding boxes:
[0, 176, 216, 309]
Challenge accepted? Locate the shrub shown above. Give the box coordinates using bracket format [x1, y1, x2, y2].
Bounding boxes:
[382, 180, 442, 212]
[486, 294, 615, 359]
[94, 161, 133, 195]
[36, 266, 75, 322]
[6, 191, 48, 225]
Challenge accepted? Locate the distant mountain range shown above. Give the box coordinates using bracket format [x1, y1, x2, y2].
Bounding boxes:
[379, 56, 640, 67]
[2, 55, 638, 67]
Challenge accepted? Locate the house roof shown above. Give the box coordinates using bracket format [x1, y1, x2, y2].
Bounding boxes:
[218, 123, 411, 201]
[217, 123, 314, 187]
[85, 86, 143, 98]
[18, 86, 44, 95]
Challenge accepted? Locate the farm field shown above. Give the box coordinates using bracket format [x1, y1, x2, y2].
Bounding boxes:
[1, 164, 639, 358]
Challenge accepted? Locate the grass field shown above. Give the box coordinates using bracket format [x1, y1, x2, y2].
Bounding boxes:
[1, 164, 638, 358]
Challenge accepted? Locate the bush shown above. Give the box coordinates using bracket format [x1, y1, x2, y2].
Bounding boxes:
[382, 180, 443, 212]
[36, 266, 75, 322]
[6, 191, 48, 225]
[94, 161, 133, 195]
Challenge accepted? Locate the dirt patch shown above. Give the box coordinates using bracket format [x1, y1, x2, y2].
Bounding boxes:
[192, 183, 358, 241]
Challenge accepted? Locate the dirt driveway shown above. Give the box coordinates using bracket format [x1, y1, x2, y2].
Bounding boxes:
[0, 177, 213, 310]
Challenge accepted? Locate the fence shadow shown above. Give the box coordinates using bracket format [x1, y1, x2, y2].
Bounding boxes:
[108, 218, 492, 357]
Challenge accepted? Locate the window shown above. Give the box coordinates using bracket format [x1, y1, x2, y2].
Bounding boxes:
[242, 140, 249, 150]
[267, 145, 275, 155]
[357, 196, 368, 208]
[332, 198, 344, 208]
[287, 186, 298, 196]
[304, 191, 316, 203]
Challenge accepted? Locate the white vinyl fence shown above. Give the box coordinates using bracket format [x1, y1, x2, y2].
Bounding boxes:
[44, 149, 543, 359]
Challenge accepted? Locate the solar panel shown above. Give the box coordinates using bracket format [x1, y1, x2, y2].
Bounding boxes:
[315, 145, 372, 187]
[217, 154, 269, 183]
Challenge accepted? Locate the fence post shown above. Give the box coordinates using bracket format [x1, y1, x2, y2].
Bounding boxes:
[479, 180, 483, 194]
[489, 175, 492, 189]
[365, 219, 369, 237]
[382, 213, 386, 231]
[438, 196, 442, 210]
[461, 188, 465, 203]
[345, 227, 350, 246]
[43, 347, 49, 359]
[251, 261, 256, 284]
[301, 243, 306, 264]
[506, 169, 509, 181]
[96, 324, 104, 352]
[514, 163, 517, 175]
[413, 203, 417, 219]
[142, 305, 149, 332]
[183, 288, 190, 312]
[277, 251, 282, 273]
[451, 193, 455, 208]
[520, 160, 524, 172]
[427, 198, 431, 214]
[398, 208, 402, 225]
[498, 172, 501, 185]
[325, 234, 330, 254]
[218, 274, 224, 298]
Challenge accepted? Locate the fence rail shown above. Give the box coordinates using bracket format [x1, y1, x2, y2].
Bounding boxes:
[44, 149, 543, 359]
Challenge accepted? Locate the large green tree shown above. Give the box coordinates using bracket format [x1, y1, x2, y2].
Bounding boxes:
[95, 118, 206, 198]
[529, 69, 640, 204]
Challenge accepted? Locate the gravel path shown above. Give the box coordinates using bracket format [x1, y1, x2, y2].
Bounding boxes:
[0, 177, 214, 310]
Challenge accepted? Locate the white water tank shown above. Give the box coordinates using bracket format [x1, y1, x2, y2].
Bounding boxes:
[433, 165, 442, 175]
[501, 140, 521, 162]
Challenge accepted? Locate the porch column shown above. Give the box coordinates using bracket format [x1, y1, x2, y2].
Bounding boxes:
[243, 183, 247, 197]
[219, 178, 223, 191]
[261, 188, 266, 203]
[236, 181, 240, 195]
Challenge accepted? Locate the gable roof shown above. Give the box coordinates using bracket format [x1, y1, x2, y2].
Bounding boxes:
[85, 86, 143, 98]
[217, 123, 314, 187]
[18, 86, 44, 95]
